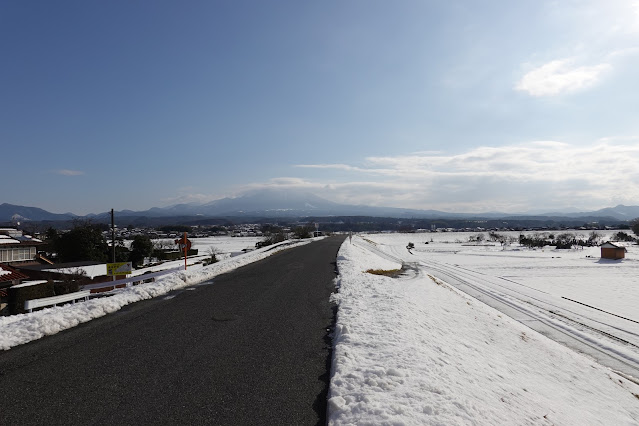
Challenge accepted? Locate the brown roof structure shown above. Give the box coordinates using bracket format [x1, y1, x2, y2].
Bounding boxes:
[0, 264, 30, 287]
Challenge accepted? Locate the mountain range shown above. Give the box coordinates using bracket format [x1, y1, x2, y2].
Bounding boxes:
[2, 189, 639, 223]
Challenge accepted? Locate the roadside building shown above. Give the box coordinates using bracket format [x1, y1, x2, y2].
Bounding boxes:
[0, 264, 30, 315]
[0, 228, 45, 266]
[600, 242, 627, 260]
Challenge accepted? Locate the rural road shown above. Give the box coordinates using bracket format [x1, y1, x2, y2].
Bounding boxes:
[0, 235, 345, 425]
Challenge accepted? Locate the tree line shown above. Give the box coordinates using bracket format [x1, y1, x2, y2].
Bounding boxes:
[44, 221, 159, 267]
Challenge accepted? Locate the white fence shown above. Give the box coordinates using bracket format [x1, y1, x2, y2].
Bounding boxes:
[80, 267, 183, 292]
[22, 267, 184, 313]
[24, 290, 91, 313]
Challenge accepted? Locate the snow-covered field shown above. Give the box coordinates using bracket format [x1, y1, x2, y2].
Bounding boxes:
[130, 236, 264, 276]
[0, 238, 313, 350]
[38, 237, 264, 279]
[189, 235, 264, 257]
[5, 231, 639, 424]
[329, 232, 639, 425]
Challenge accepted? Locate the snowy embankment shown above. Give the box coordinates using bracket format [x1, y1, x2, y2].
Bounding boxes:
[328, 236, 639, 425]
[0, 239, 314, 351]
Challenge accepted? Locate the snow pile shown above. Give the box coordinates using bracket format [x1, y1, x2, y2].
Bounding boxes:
[44, 264, 107, 279]
[0, 239, 314, 351]
[328, 237, 639, 425]
[0, 266, 10, 276]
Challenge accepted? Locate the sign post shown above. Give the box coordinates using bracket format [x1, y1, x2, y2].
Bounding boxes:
[175, 233, 192, 270]
[106, 262, 133, 277]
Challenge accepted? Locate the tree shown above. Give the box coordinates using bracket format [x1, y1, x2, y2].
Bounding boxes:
[553, 233, 576, 249]
[44, 227, 59, 242]
[258, 232, 287, 248]
[129, 235, 154, 267]
[488, 231, 507, 244]
[293, 225, 312, 239]
[206, 247, 220, 265]
[588, 231, 602, 245]
[153, 239, 174, 251]
[614, 231, 635, 242]
[55, 221, 108, 263]
[112, 238, 130, 262]
[631, 218, 639, 238]
[519, 233, 546, 248]
[54, 268, 87, 295]
[261, 224, 281, 235]
[468, 233, 485, 243]
[42, 227, 59, 258]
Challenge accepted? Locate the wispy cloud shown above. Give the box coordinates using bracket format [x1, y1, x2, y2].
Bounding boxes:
[515, 59, 611, 97]
[515, 0, 639, 98]
[55, 169, 85, 176]
[295, 164, 362, 172]
[161, 186, 220, 205]
[252, 140, 639, 212]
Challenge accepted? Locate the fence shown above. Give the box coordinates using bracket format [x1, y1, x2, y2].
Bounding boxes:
[81, 267, 183, 292]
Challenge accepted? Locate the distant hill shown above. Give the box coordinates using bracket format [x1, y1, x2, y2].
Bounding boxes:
[3, 193, 639, 223]
[105, 189, 469, 218]
[0, 203, 77, 222]
[539, 205, 639, 221]
[583, 205, 639, 220]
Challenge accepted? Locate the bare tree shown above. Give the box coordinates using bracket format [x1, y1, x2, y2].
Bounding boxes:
[206, 247, 220, 265]
[631, 218, 639, 238]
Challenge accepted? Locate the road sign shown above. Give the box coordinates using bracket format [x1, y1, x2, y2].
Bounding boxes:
[174, 235, 192, 251]
[175, 233, 192, 270]
[107, 262, 133, 276]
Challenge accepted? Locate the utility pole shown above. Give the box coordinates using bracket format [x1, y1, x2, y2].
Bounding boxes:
[184, 231, 188, 271]
[111, 208, 116, 256]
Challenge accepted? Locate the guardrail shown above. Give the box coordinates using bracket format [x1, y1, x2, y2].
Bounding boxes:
[24, 290, 91, 313]
[22, 267, 184, 313]
[81, 267, 183, 292]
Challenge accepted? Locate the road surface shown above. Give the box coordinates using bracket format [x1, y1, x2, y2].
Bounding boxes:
[0, 236, 345, 425]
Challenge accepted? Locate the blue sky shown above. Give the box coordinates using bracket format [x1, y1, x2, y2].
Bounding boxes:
[2, 0, 639, 215]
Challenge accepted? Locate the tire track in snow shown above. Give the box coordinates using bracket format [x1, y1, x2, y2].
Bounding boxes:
[422, 259, 639, 380]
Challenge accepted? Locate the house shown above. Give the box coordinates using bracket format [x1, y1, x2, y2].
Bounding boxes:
[0, 264, 30, 315]
[0, 228, 44, 266]
[600, 242, 627, 260]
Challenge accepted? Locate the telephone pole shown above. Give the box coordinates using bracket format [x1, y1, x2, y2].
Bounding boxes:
[111, 208, 116, 263]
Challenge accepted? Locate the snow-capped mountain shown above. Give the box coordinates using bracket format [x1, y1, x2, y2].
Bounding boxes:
[3, 194, 639, 222]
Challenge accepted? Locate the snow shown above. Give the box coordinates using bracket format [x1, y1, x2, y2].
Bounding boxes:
[0, 238, 317, 351]
[129, 236, 263, 276]
[5, 229, 639, 424]
[9, 280, 47, 288]
[189, 236, 264, 257]
[329, 233, 639, 425]
[44, 264, 107, 279]
[0, 235, 20, 244]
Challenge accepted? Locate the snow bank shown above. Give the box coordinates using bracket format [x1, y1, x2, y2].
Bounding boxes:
[0, 239, 314, 351]
[329, 237, 639, 425]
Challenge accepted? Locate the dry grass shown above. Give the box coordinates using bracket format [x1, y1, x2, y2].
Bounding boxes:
[366, 268, 402, 277]
[428, 274, 445, 286]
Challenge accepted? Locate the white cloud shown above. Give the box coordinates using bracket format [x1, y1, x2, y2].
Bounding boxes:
[265, 140, 639, 212]
[55, 169, 85, 176]
[295, 164, 360, 172]
[514, 0, 639, 98]
[160, 193, 213, 205]
[515, 59, 611, 97]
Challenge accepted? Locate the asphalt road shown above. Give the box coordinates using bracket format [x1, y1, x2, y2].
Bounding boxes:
[0, 236, 345, 425]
